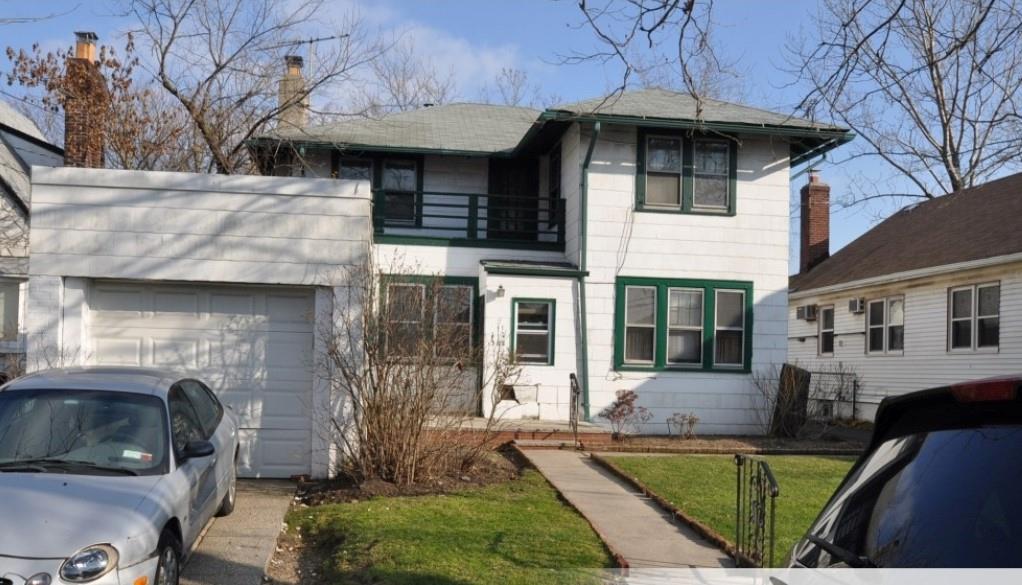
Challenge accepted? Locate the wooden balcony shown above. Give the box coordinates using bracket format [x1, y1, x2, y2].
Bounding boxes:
[372, 190, 565, 250]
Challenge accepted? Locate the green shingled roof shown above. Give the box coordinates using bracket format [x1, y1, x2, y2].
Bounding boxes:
[264, 102, 541, 155]
[550, 88, 844, 131]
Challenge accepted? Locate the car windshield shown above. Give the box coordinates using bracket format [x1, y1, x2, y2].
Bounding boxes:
[0, 389, 168, 476]
[799, 425, 1022, 567]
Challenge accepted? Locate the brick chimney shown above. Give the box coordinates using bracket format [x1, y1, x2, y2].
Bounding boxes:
[800, 171, 831, 273]
[64, 32, 109, 168]
[278, 55, 309, 129]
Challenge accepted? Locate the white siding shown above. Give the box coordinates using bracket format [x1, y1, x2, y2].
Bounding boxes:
[480, 273, 579, 420]
[789, 263, 1022, 419]
[29, 167, 371, 285]
[582, 125, 790, 434]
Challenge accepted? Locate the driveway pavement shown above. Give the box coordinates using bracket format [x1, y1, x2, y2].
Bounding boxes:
[522, 449, 732, 568]
[182, 480, 295, 585]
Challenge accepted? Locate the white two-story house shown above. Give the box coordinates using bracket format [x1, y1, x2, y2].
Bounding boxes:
[251, 86, 853, 435]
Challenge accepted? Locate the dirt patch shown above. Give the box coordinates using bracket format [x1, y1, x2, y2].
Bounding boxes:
[297, 448, 522, 506]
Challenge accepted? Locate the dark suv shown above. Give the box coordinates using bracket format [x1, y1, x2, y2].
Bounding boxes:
[790, 377, 1022, 568]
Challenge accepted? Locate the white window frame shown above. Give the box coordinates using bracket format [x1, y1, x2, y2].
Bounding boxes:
[818, 305, 835, 357]
[624, 286, 657, 365]
[513, 299, 555, 365]
[948, 282, 1000, 353]
[691, 139, 731, 211]
[713, 289, 745, 368]
[866, 296, 904, 356]
[666, 287, 704, 367]
[643, 135, 684, 209]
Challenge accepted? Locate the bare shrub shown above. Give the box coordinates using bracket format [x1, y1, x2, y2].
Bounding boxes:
[667, 412, 700, 440]
[598, 389, 652, 439]
[321, 253, 519, 486]
[752, 362, 861, 438]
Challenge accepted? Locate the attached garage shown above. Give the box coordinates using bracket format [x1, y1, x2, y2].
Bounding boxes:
[87, 281, 316, 478]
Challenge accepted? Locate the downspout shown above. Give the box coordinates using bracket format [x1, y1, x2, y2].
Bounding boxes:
[577, 121, 600, 421]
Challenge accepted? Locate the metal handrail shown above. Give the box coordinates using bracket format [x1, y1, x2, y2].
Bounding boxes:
[569, 373, 581, 448]
[735, 454, 780, 567]
[372, 189, 565, 244]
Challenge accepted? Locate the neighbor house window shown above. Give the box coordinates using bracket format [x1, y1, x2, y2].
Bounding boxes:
[949, 283, 999, 351]
[615, 278, 752, 372]
[513, 299, 555, 365]
[866, 296, 904, 355]
[381, 159, 418, 224]
[818, 305, 835, 356]
[636, 130, 736, 215]
[0, 281, 20, 342]
[385, 279, 475, 359]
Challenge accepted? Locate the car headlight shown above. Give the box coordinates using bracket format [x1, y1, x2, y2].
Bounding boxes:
[59, 544, 119, 582]
[26, 574, 52, 585]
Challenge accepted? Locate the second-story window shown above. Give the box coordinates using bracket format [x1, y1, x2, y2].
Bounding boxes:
[644, 136, 683, 207]
[637, 130, 737, 215]
[339, 158, 371, 181]
[382, 159, 418, 224]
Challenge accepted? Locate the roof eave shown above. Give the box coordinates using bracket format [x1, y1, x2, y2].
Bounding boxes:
[246, 136, 516, 158]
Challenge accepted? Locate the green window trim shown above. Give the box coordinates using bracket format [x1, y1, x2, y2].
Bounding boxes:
[613, 277, 753, 373]
[380, 275, 481, 357]
[635, 128, 738, 216]
[511, 298, 556, 366]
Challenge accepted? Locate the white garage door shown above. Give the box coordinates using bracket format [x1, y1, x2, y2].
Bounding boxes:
[88, 281, 315, 478]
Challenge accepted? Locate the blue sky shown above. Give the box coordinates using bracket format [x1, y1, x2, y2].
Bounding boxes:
[0, 0, 908, 272]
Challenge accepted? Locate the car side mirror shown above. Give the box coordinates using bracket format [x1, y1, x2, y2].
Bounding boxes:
[181, 440, 215, 461]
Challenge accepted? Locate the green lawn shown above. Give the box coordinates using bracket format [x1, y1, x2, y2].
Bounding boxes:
[604, 454, 855, 566]
[291, 469, 613, 584]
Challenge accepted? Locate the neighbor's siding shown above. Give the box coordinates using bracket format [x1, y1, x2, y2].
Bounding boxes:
[29, 167, 371, 285]
[789, 262, 1022, 420]
[582, 125, 791, 434]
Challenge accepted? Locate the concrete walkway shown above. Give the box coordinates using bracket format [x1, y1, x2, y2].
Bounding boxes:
[523, 450, 732, 568]
[182, 480, 295, 585]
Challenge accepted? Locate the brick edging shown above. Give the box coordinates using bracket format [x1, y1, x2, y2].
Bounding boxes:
[589, 453, 758, 567]
[509, 444, 631, 570]
[591, 445, 862, 456]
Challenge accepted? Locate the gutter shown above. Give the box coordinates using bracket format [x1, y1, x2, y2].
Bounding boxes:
[576, 121, 601, 421]
[789, 252, 1022, 300]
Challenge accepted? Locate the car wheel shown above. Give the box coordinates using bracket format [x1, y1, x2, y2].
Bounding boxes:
[154, 531, 181, 585]
[215, 457, 237, 517]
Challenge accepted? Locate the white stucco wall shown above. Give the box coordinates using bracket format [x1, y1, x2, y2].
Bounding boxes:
[789, 261, 1022, 420]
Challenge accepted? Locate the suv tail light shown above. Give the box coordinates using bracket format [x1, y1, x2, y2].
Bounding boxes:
[950, 378, 1019, 403]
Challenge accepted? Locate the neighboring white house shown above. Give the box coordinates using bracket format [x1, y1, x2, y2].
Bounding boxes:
[789, 172, 1022, 421]
[18, 35, 857, 477]
[0, 100, 64, 369]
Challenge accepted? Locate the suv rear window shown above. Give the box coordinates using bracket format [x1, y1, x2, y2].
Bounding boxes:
[798, 425, 1022, 567]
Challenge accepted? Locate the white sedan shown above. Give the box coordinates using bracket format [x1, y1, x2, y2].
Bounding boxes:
[0, 367, 238, 585]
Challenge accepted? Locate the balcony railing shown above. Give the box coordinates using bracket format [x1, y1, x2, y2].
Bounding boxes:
[372, 190, 565, 250]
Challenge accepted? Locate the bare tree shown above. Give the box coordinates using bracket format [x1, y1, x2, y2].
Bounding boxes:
[566, 0, 728, 112]
[6, 37, 200, 171]
[125, 0, 380, 173]
[353, 38, 456, 116]
[321, 254, 519, 486]
[789, 0, 1022, 203]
